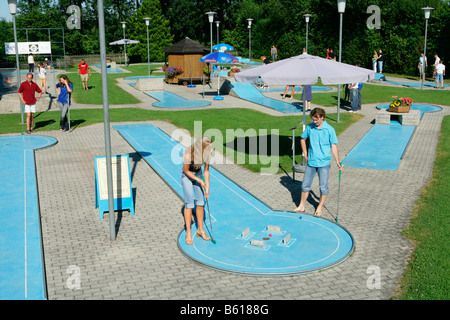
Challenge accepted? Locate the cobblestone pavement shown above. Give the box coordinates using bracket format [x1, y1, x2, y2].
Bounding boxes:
[1, 69, 448, 300]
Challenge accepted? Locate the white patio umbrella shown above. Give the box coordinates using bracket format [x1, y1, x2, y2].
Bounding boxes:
[235, 52, 375, 175]
[109, 39, 140, 45]
[235, 52, 374, 85]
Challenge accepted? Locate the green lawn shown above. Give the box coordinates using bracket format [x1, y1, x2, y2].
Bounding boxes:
[393, 115, 450, 300]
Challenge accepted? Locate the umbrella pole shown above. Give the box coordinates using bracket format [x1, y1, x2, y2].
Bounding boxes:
[213, 64, 223, 100]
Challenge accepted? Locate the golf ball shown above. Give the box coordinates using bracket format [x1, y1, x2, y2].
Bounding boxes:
[269, 234, 272, 237]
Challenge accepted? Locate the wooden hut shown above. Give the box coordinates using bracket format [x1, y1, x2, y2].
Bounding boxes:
[164, 37, 210, 85]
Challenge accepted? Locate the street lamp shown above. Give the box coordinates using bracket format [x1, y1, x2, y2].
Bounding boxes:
[144, 17, 151, 75]
[421, 7, 434, 90]
[247, 18, 253, 62]
[98, 0, 116, 241]
[215, 20, 221, 45]
[336, 0, 346, 123]
[8, 0, 23, 125]
[304, 14, 312, 53]
[206, 11, 216, 52]
[121, 21, 127, 67]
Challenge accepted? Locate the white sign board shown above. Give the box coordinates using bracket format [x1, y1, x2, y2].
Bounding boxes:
[4, 42, 52, 55]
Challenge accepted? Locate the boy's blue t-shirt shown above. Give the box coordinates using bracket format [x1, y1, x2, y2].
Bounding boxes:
[56, 82, 73, 104]
[300, 120, 338, 167]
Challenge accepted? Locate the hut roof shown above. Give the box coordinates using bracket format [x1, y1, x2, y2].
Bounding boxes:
[164, 37, 209, 54]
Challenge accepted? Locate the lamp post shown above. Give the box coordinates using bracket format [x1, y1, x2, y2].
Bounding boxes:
[336, 0, 346, 123]
[8, 0, 23, 125]
[144, 17, 151, 75]
[304, 14, 312, 53]
[206, 11, 216, 52]
[121, 21, 127, 67]
[98, 0, 116, 241]
[421, 7, 434, 90]
[215, 20, 221, 45]
[247, 18, 253, 62]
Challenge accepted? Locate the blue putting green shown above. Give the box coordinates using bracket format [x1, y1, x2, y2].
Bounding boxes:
[343, 104, 442, 171]
[92, 64, 123, 73]
[114, 123, 354, 276]
[144, 91, 211, 108]
[0, 135, 57, 300]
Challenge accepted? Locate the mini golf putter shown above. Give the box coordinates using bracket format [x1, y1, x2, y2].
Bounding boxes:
[202, 175, 216, 244]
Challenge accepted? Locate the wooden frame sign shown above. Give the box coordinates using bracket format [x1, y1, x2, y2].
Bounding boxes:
[95, 155, 135, 219]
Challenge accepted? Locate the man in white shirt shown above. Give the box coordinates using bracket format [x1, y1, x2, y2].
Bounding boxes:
[28, 53, 35, 73]
[434, 60, 445, 89]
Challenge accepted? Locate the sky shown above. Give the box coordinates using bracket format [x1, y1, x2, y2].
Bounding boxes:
[1, 1, 13, 22]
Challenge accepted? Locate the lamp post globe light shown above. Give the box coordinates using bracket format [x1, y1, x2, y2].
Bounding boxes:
[336, 0, 346, 123]
[421, 7, 434, 90]
[8, 0, 24, 124]
[304, 14, 312, 53]
[215, 20, 220, 45]
[121, 21, 127, 66]
[144, 17, 151, 75]
[247, 18, 253, 62]
[206, 11, 216, 52]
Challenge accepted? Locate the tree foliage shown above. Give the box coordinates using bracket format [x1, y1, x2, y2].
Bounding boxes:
[1, 0, 449, 77]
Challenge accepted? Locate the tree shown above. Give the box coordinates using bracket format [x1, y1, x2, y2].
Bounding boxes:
[125, 0, 174, 62]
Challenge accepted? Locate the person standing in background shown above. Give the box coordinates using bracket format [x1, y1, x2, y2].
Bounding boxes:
[377, 49, 384, 73]
[38, 62, 47, 94]
[77, 59, 91, 90]
[271, 45, 278, 61]
[418, 53, 427, 82]
[28, 53, 35, 73]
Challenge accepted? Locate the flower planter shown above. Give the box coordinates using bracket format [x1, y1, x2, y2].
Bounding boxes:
[389, 105, 410, 113]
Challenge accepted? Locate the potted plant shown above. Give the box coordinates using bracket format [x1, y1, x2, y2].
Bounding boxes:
[228, 66, 240, 77]
[389, 96, 413, 113]
[166, 65, 184, 78]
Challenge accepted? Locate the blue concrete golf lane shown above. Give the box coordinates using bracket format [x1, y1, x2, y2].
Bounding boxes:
[342, 122, 415, 171]
[144, 91, 211, 108]
[0, 135, 57, 300]
[343, 104, 442, 171]
[114, 123, 354, 276]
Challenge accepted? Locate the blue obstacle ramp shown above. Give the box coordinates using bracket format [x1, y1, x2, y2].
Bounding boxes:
[0, 135, 57, 300]
[114, 123, 354, 276]
[144, 91, 211, 108]
[229, 82, 304, 114]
